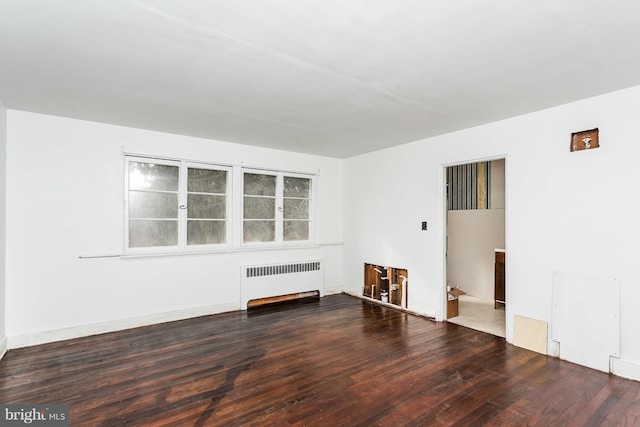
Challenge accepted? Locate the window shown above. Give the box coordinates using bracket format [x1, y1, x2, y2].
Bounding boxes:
[127, 160, 180, 248]
[124, 156, 315, 252]
[242, 171, 313, 244]
[186, 167, 228, 245]
[243, 172, 277, 242]
[125, 157, 229, 250]
[283, 176, 311, 241]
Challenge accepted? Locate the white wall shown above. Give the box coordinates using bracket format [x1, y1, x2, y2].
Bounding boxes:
[344, 85, 640, 379]
[447, 210, 505, 300]
[0, 99, 6, 358]
[5, 111, 343, 346]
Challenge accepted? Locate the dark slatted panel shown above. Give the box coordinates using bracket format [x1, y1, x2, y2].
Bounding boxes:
[447, 161, 491, 210]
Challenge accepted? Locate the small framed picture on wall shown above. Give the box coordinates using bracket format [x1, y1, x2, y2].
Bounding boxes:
[570, 128, 599, 152]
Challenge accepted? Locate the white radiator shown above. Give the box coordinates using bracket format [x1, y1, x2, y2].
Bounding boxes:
[240, 260, 324, 309]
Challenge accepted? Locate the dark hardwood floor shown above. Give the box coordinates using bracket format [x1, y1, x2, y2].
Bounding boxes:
[1, 294, 638, 426]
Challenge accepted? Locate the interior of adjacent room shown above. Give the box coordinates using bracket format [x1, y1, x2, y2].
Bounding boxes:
[445, 159, 506, 337]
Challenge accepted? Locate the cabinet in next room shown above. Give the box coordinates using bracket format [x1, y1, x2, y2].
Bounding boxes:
[494, 249, 506, 309]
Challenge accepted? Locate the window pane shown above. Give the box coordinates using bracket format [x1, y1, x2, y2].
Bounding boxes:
[187, 194, 226, 219]
[284, 177, 310, 198]
[243, 220, 275, 242]
[129, 191, 178, 218]
[188, 168, 227, 193]
[129, 220, 178, 247]
[129, 162, 179, 191]
[284, 220, 310, 241]
[244, 173, 276, 196]
[243, 196, 275, 219]
[284, 199, 309, 219]
[187, 220, 226, 245]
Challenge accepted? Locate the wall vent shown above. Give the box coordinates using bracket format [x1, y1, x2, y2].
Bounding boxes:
[246, 261, 321, 278]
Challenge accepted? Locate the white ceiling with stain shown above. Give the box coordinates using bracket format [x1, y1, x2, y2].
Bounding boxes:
[1, 0, 640, 158]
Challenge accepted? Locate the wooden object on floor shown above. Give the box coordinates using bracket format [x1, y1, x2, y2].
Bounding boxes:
[446, 286, 465, 319]
[495, 249, 506, 309]
[447, 297, 459, 318]
[1, 294, 638, 426]
[514, 315, 548, 354]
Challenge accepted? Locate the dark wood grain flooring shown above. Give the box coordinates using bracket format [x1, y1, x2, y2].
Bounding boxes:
[0, 294, 638, 426]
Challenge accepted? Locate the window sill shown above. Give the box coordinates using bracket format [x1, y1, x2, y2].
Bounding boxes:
[79, 241, 342, 260]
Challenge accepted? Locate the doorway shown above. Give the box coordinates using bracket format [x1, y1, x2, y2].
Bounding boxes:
[444, 158, 506, 337]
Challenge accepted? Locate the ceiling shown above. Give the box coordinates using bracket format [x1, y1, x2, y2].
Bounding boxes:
[1, 1, 640, 158]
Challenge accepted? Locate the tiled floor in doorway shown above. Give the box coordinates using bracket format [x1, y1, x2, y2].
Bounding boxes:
[448, 295, 506, 338]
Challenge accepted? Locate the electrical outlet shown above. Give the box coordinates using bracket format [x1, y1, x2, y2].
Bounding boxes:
[421, 221, 428, 231]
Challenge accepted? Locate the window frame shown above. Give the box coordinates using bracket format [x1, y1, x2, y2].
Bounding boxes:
[123, 155, 317, 254]
[241, 169, 279, 246]
[124, 156, 181, 253]
[183, 161, 232, 250]
[241, 168, 316, 247]
[282, 173, 314, 243]
[124, 156, 232, 253]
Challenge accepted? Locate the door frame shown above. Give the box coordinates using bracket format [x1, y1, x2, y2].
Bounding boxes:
[441, 155, 508, 326]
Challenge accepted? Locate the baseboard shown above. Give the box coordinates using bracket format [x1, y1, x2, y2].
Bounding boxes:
[8, 302, 240, 349]
[610, 358, 640, 381]
[0, 335, 7, 360]
[341, 291, 436, 320]
[324, 286, 343, 295]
